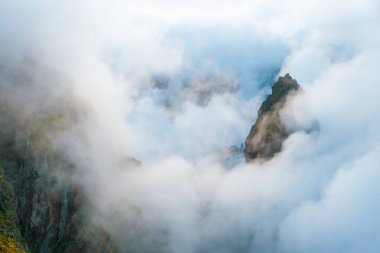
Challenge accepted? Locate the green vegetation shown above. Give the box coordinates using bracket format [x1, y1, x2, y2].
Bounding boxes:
[258, 73, 300, 116]
[0, 167, 29, 252]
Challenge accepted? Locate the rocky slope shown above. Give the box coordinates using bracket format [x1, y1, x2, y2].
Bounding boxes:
[244, 74, 300, 162]
[0, 63, 118, 252]
[0, 120, 117, 252]
[0, 167, 28, 253]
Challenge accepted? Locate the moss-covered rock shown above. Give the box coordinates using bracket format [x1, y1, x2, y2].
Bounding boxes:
[0, 167, 29, 252]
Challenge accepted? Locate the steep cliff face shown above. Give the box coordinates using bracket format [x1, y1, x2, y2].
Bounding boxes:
[0, 122, 117, 253]
[244, 74, 300, 162]
[0, 70, 117, 252]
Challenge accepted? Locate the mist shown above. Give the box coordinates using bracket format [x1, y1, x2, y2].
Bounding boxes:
[1, 0, 380, 252]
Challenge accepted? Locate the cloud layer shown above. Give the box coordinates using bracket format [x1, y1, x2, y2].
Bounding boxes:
[1, 0, 380, 252]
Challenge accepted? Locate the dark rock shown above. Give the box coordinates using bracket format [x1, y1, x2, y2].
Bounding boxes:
[244, 74, 300, 162]
[0, 118, 119, 252]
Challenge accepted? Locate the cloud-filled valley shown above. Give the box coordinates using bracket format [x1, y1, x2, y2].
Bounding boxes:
[1, 0, 380, 252]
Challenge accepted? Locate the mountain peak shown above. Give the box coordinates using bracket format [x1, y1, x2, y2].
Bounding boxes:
[244, 74, 300, 162]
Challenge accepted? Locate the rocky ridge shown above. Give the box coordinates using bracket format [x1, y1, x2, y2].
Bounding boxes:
[244, 74, 300, 162]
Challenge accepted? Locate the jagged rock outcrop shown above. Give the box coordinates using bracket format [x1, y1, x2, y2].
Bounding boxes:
[244, 74, 300, 162]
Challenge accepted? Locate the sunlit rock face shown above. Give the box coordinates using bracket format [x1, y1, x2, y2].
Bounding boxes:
[244, 74, 300, 162]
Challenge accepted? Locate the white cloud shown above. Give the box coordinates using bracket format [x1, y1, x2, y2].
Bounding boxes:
[1, 0, 380, 252]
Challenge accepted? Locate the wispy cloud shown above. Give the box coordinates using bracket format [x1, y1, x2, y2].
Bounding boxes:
[1, 0, 380, 252]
